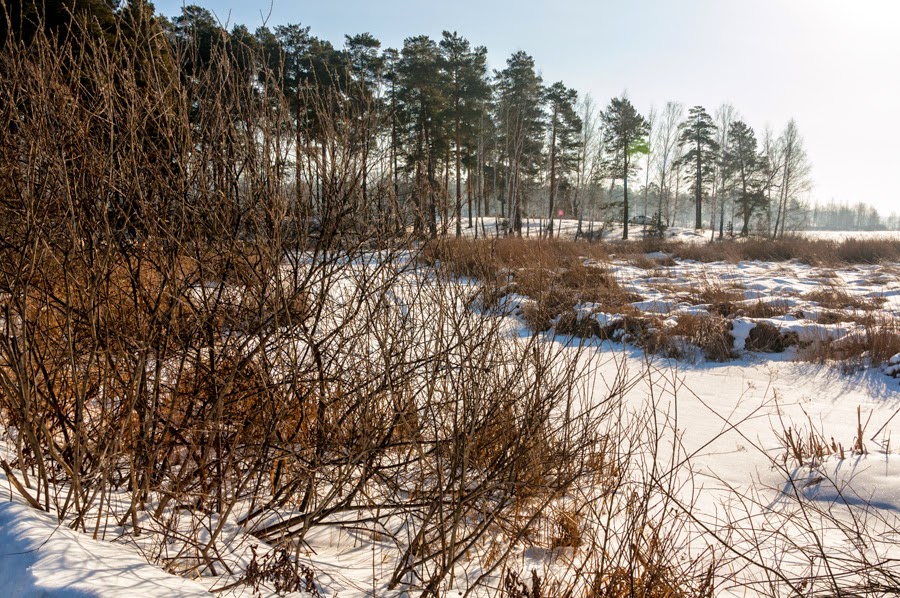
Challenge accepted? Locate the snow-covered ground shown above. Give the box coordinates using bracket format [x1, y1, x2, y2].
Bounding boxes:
[460, 217, 711, 242]
[612, 253, 899, 340]
[0, 498, 210, 596]
[2, 248, 899, 596]
[462, 217, 900, 243]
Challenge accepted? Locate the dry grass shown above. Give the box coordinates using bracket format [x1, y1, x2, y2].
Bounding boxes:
[799, 318, 900, 367]
[624, 236, 900, 266]
[673, 278, 745, 317]
[422, 237, 610, 280]
[429, 237, 900, 375]
[586, 522, 714, 598]
[777, 408, 869, 468]
[425, 238, 642, 332]
[804, 286, 885, 311]
[626, 253, 677, 270]
[549, 506, 583, 549]
[738, 300, 797, 319]
[779, 424, 845, 467]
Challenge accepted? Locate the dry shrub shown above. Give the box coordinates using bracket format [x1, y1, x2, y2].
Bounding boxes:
[550, 507, 582, 549]
[504, 569, 546, 598]
[465, 399, 553, 496]
[0, 19, 629, 597]
[587, 524, 712, 598]
[667, 314, 734, 362]
[745, 322, 799, 353]
[554, 309, 601, 338]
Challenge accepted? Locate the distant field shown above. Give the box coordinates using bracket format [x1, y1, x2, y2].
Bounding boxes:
[800, 230, 900, 241]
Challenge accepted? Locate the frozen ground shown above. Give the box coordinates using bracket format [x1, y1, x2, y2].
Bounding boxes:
[2, 246, 899, 596]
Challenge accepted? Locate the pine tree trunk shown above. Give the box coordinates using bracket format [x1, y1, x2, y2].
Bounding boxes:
[695, 137, 703, 229]
[547, 106, 558, 238]
[623, 149, 630, 240]
[454, 115, 463, 235]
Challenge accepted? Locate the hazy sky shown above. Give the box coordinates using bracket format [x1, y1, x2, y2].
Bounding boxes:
[154, 0, 900, 215]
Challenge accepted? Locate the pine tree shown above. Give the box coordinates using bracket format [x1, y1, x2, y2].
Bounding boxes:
[462, 46, 491, 231]
[397, 35, 447, 237]
[172, 5, 225, 78]
[1, 0, 118, 46]
[601, 96, 649, 240]
[724, 120, 765, 236]
[344, 33, 383, 210]
[380, 47, 402, 223]
[711, 104, 736, 239]
[494, 51, 544, 235]
[544, 82, 582, 237]
[677, 105, 718, 230]
[227, 25, 259, 80]
[439, 32, 489, 236]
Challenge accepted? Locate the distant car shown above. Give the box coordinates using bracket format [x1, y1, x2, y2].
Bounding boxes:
[631, 215, 652, 225]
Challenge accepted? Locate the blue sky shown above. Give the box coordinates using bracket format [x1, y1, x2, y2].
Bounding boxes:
[153, 0, 900, 215]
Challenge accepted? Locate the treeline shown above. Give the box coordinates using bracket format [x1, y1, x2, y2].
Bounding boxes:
[808, 200, 899, 231]
[3, 0, 834, 239]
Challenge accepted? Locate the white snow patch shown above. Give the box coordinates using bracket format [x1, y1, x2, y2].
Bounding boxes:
[0, 501, 210, 597]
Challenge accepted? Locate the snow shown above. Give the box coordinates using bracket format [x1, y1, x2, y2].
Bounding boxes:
[730, 318, 755, 351]
[0, 501, 210, 597]
[801, 230, 900, 241]
[631, 299, 678, 313]
[885, 353, 900, 377]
